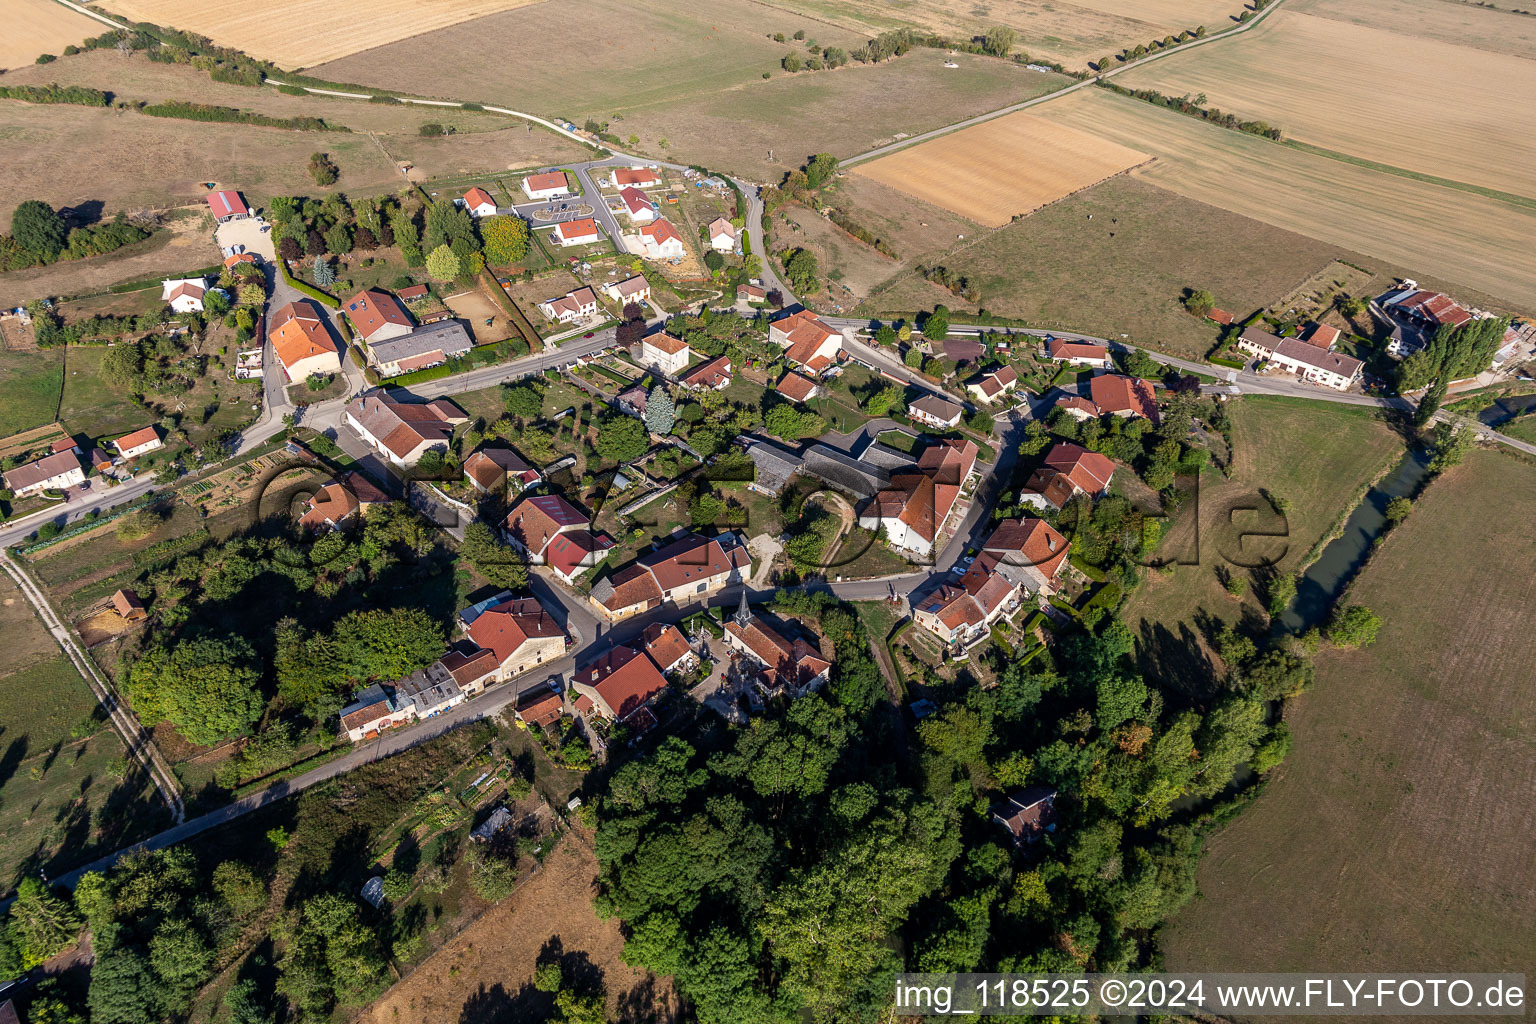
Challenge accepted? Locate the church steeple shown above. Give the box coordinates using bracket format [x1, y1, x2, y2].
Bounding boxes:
[734, 588, 752, 626]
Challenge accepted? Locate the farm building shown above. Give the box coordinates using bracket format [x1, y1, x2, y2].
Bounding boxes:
[463, 594, 567, 682]
[589, 532, 751, 621]
[205, 190, 249, 223]
[724, 596, 832, 699]
[569, 643, 670, 725]
[112, 589, 147, 621]
[501, 494, 613, 583]
[857, 439, 978, 558]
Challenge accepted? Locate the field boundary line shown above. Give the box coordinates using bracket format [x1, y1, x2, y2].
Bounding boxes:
[0, 550, 184, 825]
[838, 0, 1290, 168]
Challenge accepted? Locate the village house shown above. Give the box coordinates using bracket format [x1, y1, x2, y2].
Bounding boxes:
[1381, 285, 1472, 332]
[640, 332, 691, 375]
[980, 517, 1071, 595]
[738, 283, 767, 305]
[1054, 394, 1102, 421]
[775, 370, 821, 404]
[589, 531, 751, 621]
[463, 448, 540, 494]
[342, 289, 414, 344]
[613, 166, 662, 189]
[268, 300, 343, 382]
[615, 383, 648, 419]
[395, 662, 467, 720]
[112, 588, 147, 621]
[912, 562, 1020, 648]
[569, 642, 671, 725]
[617, 186, 657, 224]
[502, 494, 613, 582]
[4, 451, 84, 498]
[160, 277, 207, 313]
[459, 187, 499, 218]
[1045, 337, 1111, 369]
[706, 217, 737, 252]
[966, 364, 1019, 404]
[553, 217, 602, 247]
[522, 171, 572, 200]
[641, 621, 696, 677]
[538, 286, 600, 324]
[339, 684, 413, 742]
[992, 785, 1058, 845]
[223, 252, 258, 271]
[629, 219, 686, 260]
[206, 189, 249, 223]
[769, 310, 843, 373]
[857, 438, 978, 558]
[1021, 443, 1115, 510]
[1088, 374, 1160, 423]
[113, 425, 163, 460]
[463, 593, 568, 682]
[1237, 326, 1362, 391]
[723, 595, 832, 698]
[514, 684, 565, 729]
[299, 471, 389, 531]
[678, 354, 732, 391]
[909, 393, 964, 430]
[365, 320, 474, 377]
[343, 393, 467, 466]
[604, 275, 651, 306]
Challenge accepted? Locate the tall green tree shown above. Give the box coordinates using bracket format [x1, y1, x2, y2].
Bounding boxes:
[126, 636, 263, 746]
[11, 200, 68, 259]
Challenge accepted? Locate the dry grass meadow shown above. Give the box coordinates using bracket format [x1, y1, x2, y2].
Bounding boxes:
[1116, 10, 1536, 198]
[4, 0, 104, 70]
[1030, 89, 1536, 311]
[1121, 395, 1404, 690]
[93, 0, 542, 68]
[852, 111, 1149, 226]
[359, 835, 676, 1024]
[754, 0, 1246, 67]
[0, 102, 402, 220]
[1162, 449, 1536, 976]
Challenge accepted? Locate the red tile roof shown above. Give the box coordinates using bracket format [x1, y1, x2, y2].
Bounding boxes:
[114, 425, 160, 453]
[982, 518, 1069, 579]
[464, 448, 533, 490]
[1088, 375, 1159, 423]
[1046, 338, 1108, 362]
[206, 190, 248, 218]
[614, 167, 660, 187]
[545, 530, 612, 580]
[524, 171, 569, 193]
[640, 219, 683, 246]
[1207, 308, 1234, 326]
[342, 289, 412, 339]
[440, 646, 499, 688]
[504, 494, 590, 557]
[639, 533, 749, 593]
[555, 217, 601, 242]
[678, 354, 731, 389]
[398, 284, 429, 301]
[578, 644, 669, 721]
[462, 187, 496, 209]
[467, 597, 564, 665]
[269, 299, 337, 374]
[641, 622, 692, 673]
[618, 186, 654, 216]
[776, 370, 819, 403]
[644, 332, 689, 355]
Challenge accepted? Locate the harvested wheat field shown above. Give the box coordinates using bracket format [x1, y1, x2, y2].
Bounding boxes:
[1032, 89, 1536, 311]
[5, 0, 105, 70]
[360, 835, 676, 1024]
[1290, 0, 1536, 60]
[1163, 449, 1536, 976]
[1117, 10, 1536, 198]
[94, 0, 542, 68]
[852, 112, 1149, 227]
[756, 0, 1244, 67]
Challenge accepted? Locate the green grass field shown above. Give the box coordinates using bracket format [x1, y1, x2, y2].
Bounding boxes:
[0, 349, 62, 437]
[58, 347, 147, 440]
[1124, 395, 1405, 688]
[1161, 449, 1536, 976]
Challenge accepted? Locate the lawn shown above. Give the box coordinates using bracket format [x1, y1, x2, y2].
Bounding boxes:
[0, 574, 59, 677]
[0, 349, 62, 437]
[1122, 395, 1405, 690]
[1161, 449, 1536, 977]
[57, 347, 148, 440]
[0, 653, 169, 890]
[1500, 411, 1536, 445]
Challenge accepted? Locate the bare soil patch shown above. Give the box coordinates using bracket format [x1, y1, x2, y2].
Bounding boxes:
[445, 287, 514, 345]
[359, 835, 677, 1024]
[853, 111, 1149, 227]
[1162, 449, 1536, 975]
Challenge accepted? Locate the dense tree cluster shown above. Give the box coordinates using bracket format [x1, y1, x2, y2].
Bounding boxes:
[0, 202, 152, 271]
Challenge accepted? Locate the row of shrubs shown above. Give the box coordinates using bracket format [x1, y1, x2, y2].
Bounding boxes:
[0, 84, 110, 106]
[1096, 82, 1283, 140]
[141, 100, 340, 132]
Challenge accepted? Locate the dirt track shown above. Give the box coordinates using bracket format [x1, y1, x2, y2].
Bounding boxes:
[358, 834, 677, 1024]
